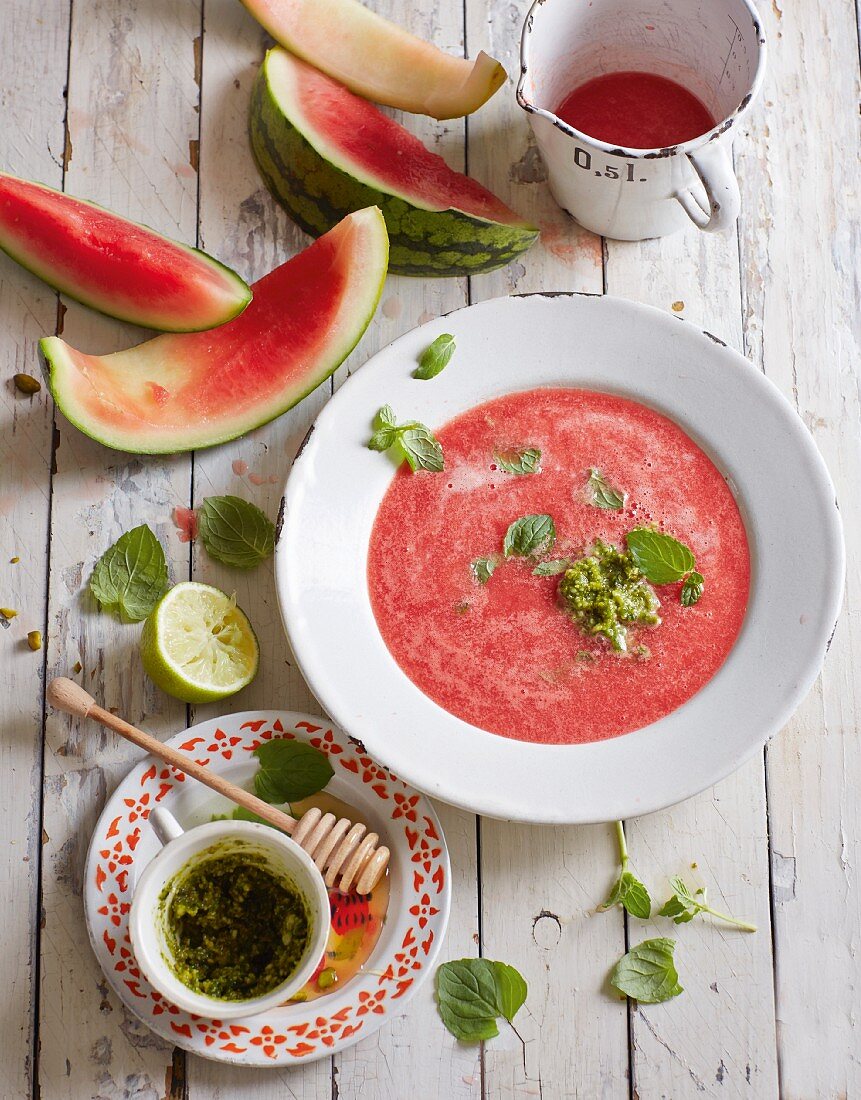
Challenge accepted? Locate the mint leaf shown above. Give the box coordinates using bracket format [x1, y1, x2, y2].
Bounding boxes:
[598, 821, 651, 919]
[610, 938, 683, 1004]
[503, 514, 556, 558]
[533, 559, 571, 576]
[436, 958, 527, 1042]
[626, 528, 696, 584]
[198, 495, 275, 570]
[399, 426, 444, 472]
[89, 524, 169, 623]
[659, 876, 757, 932]
[471, 557, 498, 585]
[413, 333, 456, 379]
[587, 468, 625, 510]
[495, 447, 542, 476]
[492, 961, 528, 1022]
[253, 738, 333, 803]
[367, 407, 444, 473]
[681, 571, 704, 606]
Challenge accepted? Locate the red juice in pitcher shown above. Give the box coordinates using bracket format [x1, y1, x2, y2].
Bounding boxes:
[556, 71, 716, 149]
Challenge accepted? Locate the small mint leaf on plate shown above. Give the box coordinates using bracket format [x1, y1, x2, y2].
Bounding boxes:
[503, 514, 556, 558]
[532, 559, 571, 576]
[587, 468, 625, 510]
[471, 557, 498, 585]
[681, 571, 705, 606]
[253, 738, 334, 804]
[495, 447, 542, 476]
[413, 334, 456, 379]
[626, 528, 696, 584]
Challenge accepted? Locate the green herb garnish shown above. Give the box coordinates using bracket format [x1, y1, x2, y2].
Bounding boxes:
[599, 821, 651, 919]
[367, 406, 444, 472]
[253, 738, 334, 804]
[533, 559, 572, 576]
[558, 540, 660, 652]
[659, 876, 757, 932]
[503, 514, 556, 558]
[211, 805, 277, 828]
[681, 571, 705, 606]
[586, 468, 625, 510]
[413, 334, 456, 379]
[436, 958, 527, 1042]
[495, 447, 542, 476]
[471, 557, 498, 585]
[610, 938, 683, 1004]
[89, 524, 169, 623]
[625, 528, 696, 584]
[198, 496, 275, 570]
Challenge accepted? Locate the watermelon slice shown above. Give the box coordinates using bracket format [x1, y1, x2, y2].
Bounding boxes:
[251, 49, 538, 277]
[0, 173, 251, 332]
[40, 208, 389, 454]
[239, 0, 505, 120]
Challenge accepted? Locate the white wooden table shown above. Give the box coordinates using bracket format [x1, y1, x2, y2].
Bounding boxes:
[2, 0, 858, 1096]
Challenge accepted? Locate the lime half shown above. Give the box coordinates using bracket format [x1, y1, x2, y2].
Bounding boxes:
[141, 582, 259, 703]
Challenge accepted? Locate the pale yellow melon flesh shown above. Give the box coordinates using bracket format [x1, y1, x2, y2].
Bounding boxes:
[239, 0, 506, 119]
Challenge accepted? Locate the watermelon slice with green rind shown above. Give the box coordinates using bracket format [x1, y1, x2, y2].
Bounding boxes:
[0, 173, 251, 332]
[40, 208, 389, 454]
[250, 48, 539, 278]
[239, 0, 505, 120]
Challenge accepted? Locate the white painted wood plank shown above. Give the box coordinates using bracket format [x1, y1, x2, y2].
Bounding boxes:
[38, 1, 202, 1095]
[603, 223, 779, 1097]
[0, 3, 70, 1097]
[734, 0, 861, 1093]
[465, 3, 630, 1098]
[188, 0, 478, 1095]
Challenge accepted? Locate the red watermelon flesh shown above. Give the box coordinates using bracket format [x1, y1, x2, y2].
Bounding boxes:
[41, 207, 389, 454]
[0, 172, 251, 332]
[329, 889, 372, 935]
[290, 56, 531, 226]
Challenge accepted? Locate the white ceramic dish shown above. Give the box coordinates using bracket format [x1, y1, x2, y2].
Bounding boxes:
[276, 294, 844, 823]
[129, 809, 331, 1019]
[84, 711, 450, 1066]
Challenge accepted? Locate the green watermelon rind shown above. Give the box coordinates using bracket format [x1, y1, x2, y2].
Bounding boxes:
[0, 173, 252, 333]
[249, 51, 539, 278]
[40, 208, 390, 455]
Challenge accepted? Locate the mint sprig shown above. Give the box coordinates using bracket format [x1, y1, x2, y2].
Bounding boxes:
[89, 524, 169, 623]
[436, 958, 527, 1042]
[253, 738, 334, 804]
[503, 514, 556, 558]
[681, 571, 704, 606]
[413, 334, 456, 379]
[368, 406, 444, 472]
[625, 527, 704, 605]
[198, 495, 275, 570]
[659, 876, 757, 932]
[610, 938, 683, 1004]
[586, 468, 625, 510]
[598, 821, 651, 919]
[495, 447, 542, 476]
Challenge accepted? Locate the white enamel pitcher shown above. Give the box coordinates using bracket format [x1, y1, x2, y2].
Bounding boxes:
[517, 0, 766, 240]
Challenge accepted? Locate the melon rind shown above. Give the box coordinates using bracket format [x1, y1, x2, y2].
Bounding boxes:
[41, 208, 389, 455]
[239, 0, 505, 120]
[0, 173, 251, 332]
[250, 50, 538, 278]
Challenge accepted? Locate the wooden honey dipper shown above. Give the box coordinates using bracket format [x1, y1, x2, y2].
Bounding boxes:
[47, 677, 390, 895]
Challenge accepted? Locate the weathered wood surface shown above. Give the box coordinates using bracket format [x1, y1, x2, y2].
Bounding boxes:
[0, 0, 858, 1096]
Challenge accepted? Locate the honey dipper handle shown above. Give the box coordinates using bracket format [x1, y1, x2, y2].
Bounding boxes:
[46, 677, 299, 835]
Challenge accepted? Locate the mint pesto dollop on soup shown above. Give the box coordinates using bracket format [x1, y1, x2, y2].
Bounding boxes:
[367, 388, 749, 746]
[160, 844, 311, 1000]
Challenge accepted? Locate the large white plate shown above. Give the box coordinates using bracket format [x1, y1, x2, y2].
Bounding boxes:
[84, 711, 450, 1066]
[276, 294, 843, 823]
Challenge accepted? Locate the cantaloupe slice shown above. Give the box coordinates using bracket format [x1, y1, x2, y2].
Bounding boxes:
[239, 0, 506, 119]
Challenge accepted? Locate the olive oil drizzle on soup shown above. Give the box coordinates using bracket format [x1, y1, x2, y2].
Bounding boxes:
[367, 388, 750, 745]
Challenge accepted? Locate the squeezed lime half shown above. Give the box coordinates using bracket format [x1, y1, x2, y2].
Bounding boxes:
[141, 581, 259, 703]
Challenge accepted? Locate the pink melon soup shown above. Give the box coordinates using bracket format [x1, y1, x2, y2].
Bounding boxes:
[367, 388, 750, 745]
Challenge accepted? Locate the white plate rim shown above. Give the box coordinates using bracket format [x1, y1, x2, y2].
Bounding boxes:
[276, 293, 844, 823]
[83, 709, 451, 1066]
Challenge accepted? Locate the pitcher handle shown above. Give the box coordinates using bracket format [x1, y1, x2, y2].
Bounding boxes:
[150, 807, 184, 846]
[676, 143, 740, 233]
